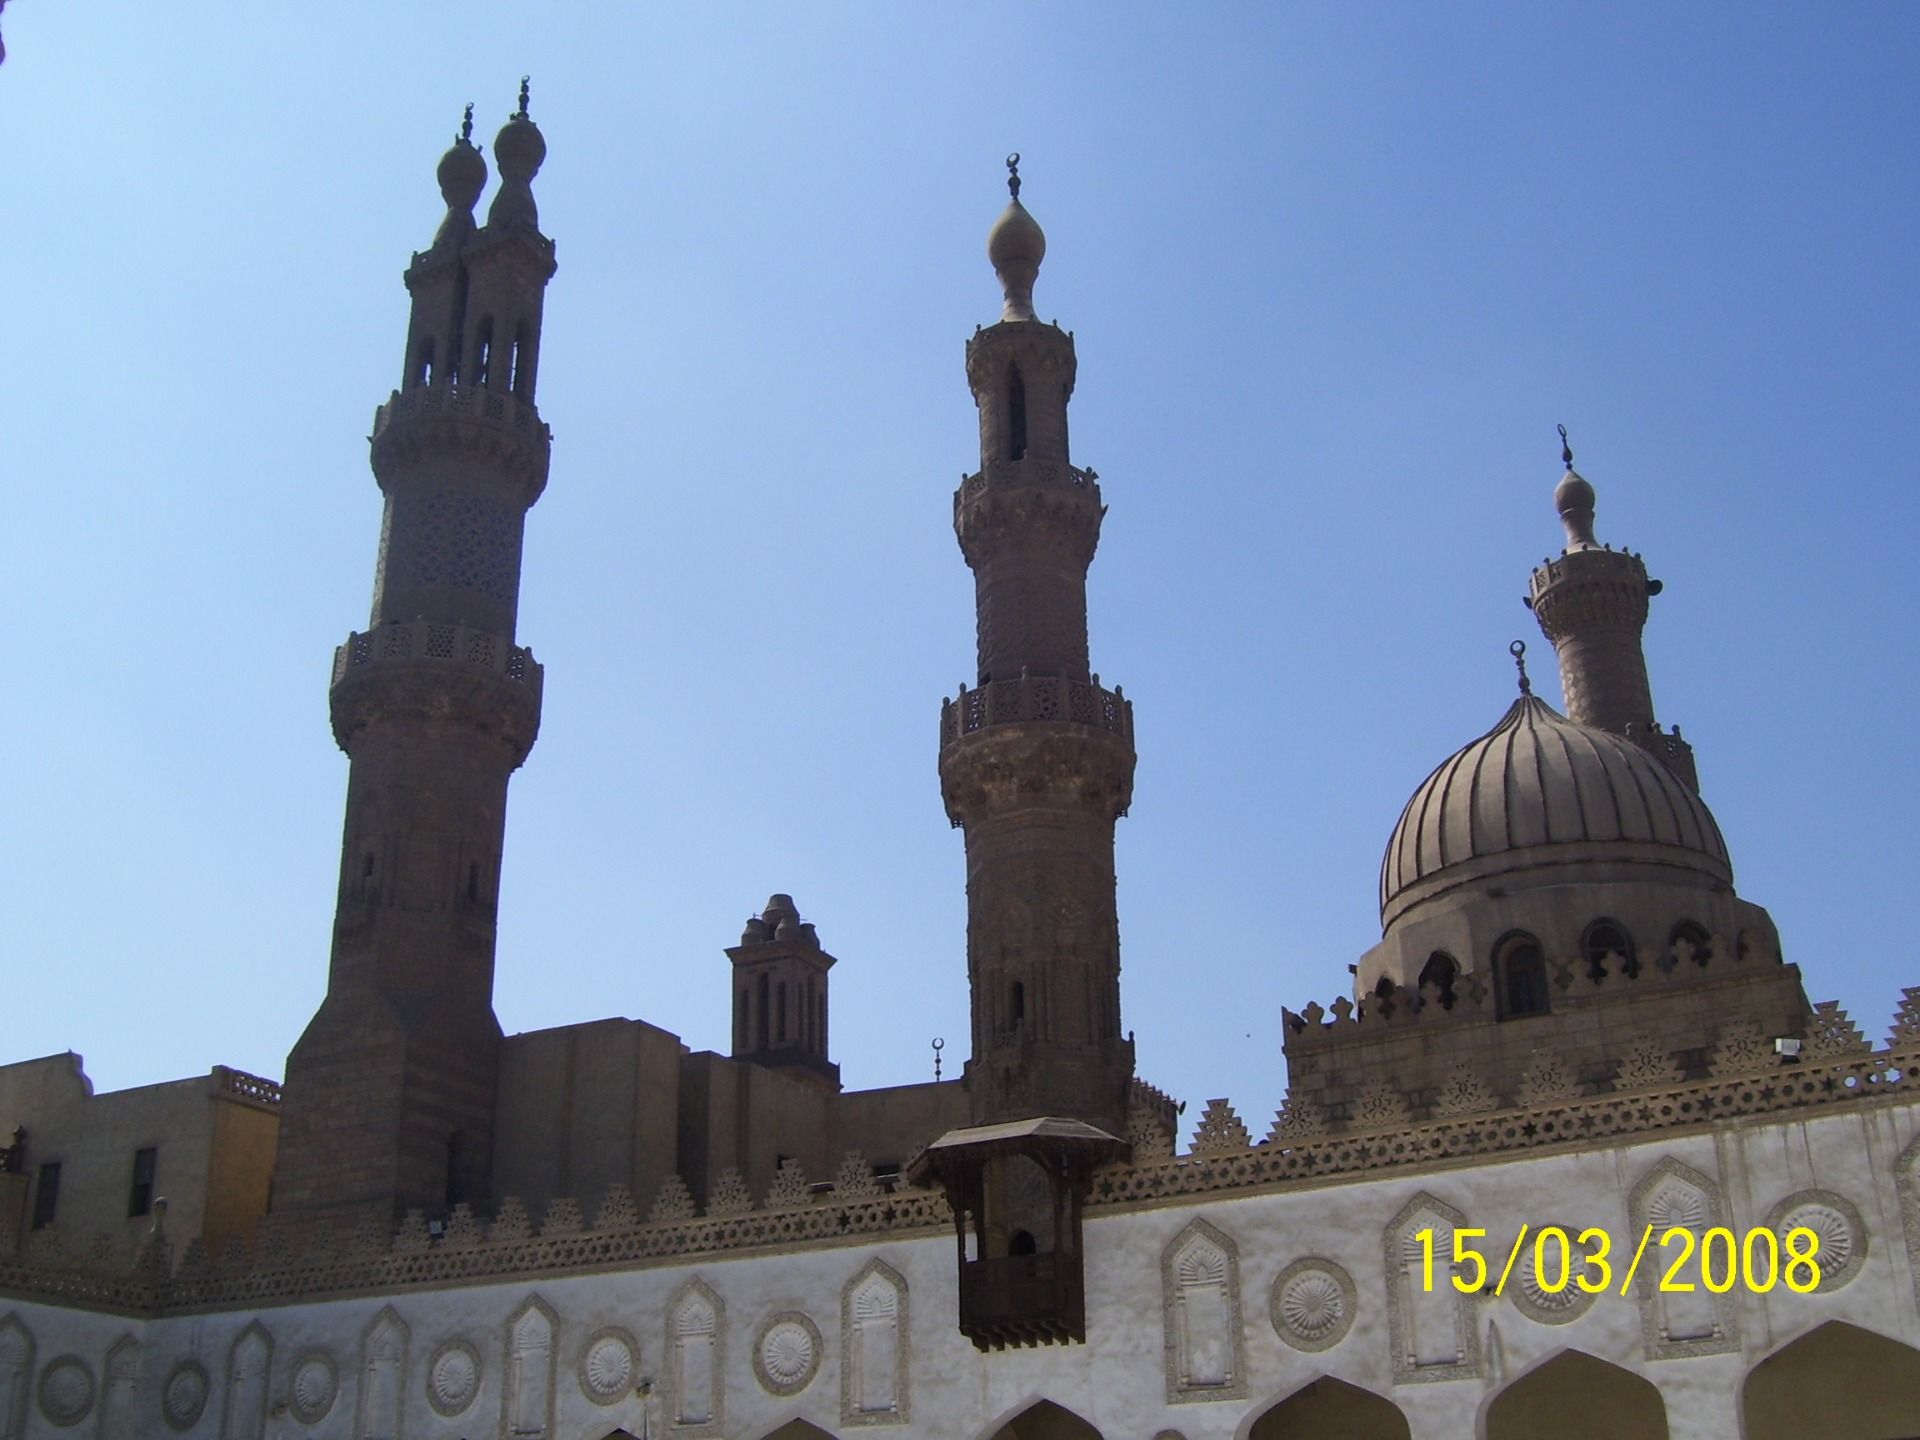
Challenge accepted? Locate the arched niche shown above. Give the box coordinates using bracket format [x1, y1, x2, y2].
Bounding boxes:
[983, 1398, 1104, 1440]
[1742, 1321, 1920, 1440]
[1246, 1376, 1410, 1439]
[1485, 1350, 1667, 1439]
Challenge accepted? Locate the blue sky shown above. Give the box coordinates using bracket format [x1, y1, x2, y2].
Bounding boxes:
[3, 3, 1915, 1144]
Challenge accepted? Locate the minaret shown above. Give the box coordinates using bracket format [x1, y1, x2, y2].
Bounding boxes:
[273, 91, 556, 1229]
[937, 158, 1136, 1134]
[1526, 429, 1699, 790]
[727, 894, 840, 1087]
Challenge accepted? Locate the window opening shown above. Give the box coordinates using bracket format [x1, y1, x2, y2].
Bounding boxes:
[127, 1146, 157, 1218]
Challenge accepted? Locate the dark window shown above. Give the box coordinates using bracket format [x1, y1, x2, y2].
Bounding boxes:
[1007, 365, 1028, 461]
[31, 1161, 60, 1229]
[1670, 920, 1711, 966]
[412, 338, 434, 390]
[737, 987, 749, 1050]
[1373, 974, 1395, 1002]
[127, 1146, 157, 1218]
[1583, 919, 1636, 982]
[777, 981, 788, 1044]
[1495, 934, 1550, 1019]
[1010, 980, 1026, 1026]
[474, 316, 493, 387]
[756, 972, 770, 1051]
[1417, 951, 1459, 1008]
[1009, 1228, 1038, 1256]
[445, 1132, 473, 1209]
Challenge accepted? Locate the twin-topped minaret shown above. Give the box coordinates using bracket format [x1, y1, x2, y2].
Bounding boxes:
[274, 90, 556, 1228]
[938, 157, 1136, 1136]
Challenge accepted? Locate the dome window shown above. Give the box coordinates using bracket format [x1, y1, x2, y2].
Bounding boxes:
[1493, 933, 1550, 1020]
[1669, 920, 1711, 968]
[1582, 919, 1636, 983]
[1417, 952, 1459, 1009]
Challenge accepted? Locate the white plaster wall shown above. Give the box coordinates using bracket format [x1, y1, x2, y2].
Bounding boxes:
[3, 1098, 1916, 1439]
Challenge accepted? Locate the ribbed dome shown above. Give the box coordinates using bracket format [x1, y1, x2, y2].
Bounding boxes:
[1380, 695, 1730, 926]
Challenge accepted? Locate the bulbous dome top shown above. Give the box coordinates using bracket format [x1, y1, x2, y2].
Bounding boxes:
[987, 199, 1046, 272]
[436, 137, 487, 212]
[1379, 695, 1730, 929]
[987, 153, 1046, 322]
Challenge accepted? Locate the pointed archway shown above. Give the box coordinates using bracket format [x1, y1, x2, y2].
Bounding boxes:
[1486, 1350, 1667, 1439]
[1247, 1376, 1409, 1439]
[761, 1422, 840, 1440]
[985, 1399, 1104, 1440]
[1743, 1320, 1920, 1440]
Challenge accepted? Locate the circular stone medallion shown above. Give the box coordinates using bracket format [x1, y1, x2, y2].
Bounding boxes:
[1508, 1225, 1601, 1326]
[39, 1356, 96, 1427]
[1271, 1257, 1356, 1353]
[753, 1311, 823, 1396]
[289, 1351, 339, 1424]
[578, 1327, 638, 1405]
[1767, 1188, 1867, 1292]
[426, 1339, 481, 1418]
[161, 1360, 209, 1431]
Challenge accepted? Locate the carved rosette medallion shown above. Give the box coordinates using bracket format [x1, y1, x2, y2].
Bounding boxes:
[161, 1360, 209, 1431]
[578, 1327, 638, 1406]
[1270, 1257, 1356, 1353]
[1508, 1227, 1601, 1325]
[38, 1356, 95, 1427]
[425, 1339, 481, 1418]
[1766, 1189, 1867, 1292]
[289, 1351, 339, 1424]
[753, 1311, 823, 1396]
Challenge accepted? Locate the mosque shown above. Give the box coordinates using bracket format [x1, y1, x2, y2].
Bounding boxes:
[3, 93, 1919, 1440]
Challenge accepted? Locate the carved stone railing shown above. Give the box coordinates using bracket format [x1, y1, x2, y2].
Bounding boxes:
[372, 382, 548, 443]
[953, 458, 1101, 514]
[213, 1067, 281, 1109]
[1284, 928, 1784, 1048]
[0, 1172, 951, 1319]
[1090, 1042, 1920, 1211]
[940, 675, 1132, 749]
[331, 620, 543, 702]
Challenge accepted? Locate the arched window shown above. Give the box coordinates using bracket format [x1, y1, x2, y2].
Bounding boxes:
[1670, 920, 1711, 967]
[1494, 933, 1549, 1019]
[411, 338, 434, 389]
[473, 316, 493, 388]
[1006, 364, 1028, 461]
[1417, 951, 1459, 1008]
[1582, 918, 1636, 982]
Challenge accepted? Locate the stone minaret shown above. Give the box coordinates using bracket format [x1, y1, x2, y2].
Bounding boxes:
[1526, 431, 1699, 791]
[274, 92, 556, 1228]
[938, 160, 1136, 1134]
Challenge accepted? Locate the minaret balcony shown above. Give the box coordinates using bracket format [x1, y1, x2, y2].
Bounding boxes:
[953, 459, 1102, 521]
[940, 674, 1131, 751]
[371, 384, 552, 503]
[332, 619, 541, 695]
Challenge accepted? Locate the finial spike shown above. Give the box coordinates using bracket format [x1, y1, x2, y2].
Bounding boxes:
[1006, 151, 1021, 201]
[1510, 640, 1532, 696]
[1558, 423, 1574, 471]
[459, 103, 474, 145]
[515, 75, 531, 121]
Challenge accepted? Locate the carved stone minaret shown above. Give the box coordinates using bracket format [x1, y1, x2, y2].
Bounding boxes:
[1526, 430, 1698, 791]
[937, 159, 1136, 1135]
[727, 894, 840, 1087]
[273, 92, 556, 1228]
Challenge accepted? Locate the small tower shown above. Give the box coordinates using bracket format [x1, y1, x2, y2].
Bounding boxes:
[914, 159, 1132, 1351]
[273, 93, 557, 1230]
[1526, 431, 1699, 790]
[727, 895, 839, 1087]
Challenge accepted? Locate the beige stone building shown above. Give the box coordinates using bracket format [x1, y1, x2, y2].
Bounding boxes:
[3, 100, 1919, 1440]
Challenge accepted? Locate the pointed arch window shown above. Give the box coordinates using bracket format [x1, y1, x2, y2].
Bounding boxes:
[1670, 919, 1711, 967]
[1582, 918, 1636, 982]
[1493, 933, 1549, 1019]
[1006, 364, 1028, 461]
[1417, 951, 1459, 1008]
